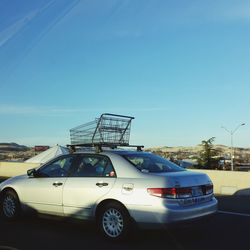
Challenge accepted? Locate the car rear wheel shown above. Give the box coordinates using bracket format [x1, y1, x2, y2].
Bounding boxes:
[98, 202, 131, 240]
[1, 190, 21, 220]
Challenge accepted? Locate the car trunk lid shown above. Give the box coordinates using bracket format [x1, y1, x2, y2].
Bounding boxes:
[153, 170, 211, 188]
[147, 170, 213, 204]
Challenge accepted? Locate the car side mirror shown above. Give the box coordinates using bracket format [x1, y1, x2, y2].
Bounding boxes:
[27, 168, 39, 177]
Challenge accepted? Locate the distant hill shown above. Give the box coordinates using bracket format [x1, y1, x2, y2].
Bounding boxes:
[146, 145, 250, 158]
[0, 143, 29, 152]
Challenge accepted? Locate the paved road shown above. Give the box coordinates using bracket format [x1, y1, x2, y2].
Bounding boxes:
[1, 178, 250, 250]
[217, 195, 250, 214]
[0, 197, 250, 250]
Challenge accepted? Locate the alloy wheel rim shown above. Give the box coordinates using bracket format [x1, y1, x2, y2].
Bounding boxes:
[102, 208, 124, 238]
[2, 195, 16, 218]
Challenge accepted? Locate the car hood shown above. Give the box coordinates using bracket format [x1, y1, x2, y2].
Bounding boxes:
[0, 174, 27, 190]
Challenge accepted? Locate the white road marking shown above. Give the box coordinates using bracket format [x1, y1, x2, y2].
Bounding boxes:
[0, 246, 19, 250]
[218, 210, 250, 217]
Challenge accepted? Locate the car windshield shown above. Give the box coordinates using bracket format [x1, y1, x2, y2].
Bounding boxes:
[123, 153, 185, 173]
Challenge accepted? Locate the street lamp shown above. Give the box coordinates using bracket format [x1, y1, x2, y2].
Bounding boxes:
[221, 123, 246, 171]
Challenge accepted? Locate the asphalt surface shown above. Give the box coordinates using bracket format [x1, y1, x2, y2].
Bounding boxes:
[0, 196, 250, 250]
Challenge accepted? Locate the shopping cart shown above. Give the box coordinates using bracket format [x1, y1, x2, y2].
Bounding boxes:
[70, 113, 135, 147]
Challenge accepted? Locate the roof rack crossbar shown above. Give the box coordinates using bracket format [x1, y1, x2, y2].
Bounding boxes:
[66, 143, 144, 153]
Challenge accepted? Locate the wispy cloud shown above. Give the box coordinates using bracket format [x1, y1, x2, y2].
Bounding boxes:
[0, 0, 80, 75]
[0, 1, 55, 48]
[0, 105, 38, 115]
[0, 105, 98, 116]
[0, 105, 170, 116]
[0, 14, 32, 47]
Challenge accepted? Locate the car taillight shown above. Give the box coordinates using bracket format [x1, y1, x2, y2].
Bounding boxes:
[147, 187, 192, 199]
[205, 184, 213, 195]
[201, 184, 213, 195]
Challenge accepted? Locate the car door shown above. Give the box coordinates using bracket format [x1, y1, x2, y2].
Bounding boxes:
[19, 155, 77, 216]
[63, 154, 116, 219]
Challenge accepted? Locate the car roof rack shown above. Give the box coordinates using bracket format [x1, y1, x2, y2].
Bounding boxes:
[67, 143, 144, 153]
[68, 113, 144, 153]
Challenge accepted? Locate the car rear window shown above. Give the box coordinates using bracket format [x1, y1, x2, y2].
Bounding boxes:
[123, 153, 185, 173]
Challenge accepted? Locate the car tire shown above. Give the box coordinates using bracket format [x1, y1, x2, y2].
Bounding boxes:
[0, 190, 21, 220]
[98, 202, 131, 241]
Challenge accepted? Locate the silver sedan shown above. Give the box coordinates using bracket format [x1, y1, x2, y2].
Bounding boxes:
[0, 150, 217, 240]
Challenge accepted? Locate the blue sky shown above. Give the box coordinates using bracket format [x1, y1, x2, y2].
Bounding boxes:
[0, 0, 250, 148]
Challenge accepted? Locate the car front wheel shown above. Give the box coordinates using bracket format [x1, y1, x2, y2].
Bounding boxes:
[98, 202, 131, 240]
[1, 190, 21, 220]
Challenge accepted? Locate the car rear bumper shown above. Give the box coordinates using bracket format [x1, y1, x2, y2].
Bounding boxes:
[127, 196, 218, 229]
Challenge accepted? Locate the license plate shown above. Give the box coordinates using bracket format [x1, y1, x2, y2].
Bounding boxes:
[180, 194, 213, 206]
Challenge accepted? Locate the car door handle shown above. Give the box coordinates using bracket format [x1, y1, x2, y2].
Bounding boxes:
[96, 182, 109, 187]
[53, 182, 63, 187]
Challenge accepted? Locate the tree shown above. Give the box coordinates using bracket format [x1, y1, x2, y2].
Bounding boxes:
[196, 137, 220, 169]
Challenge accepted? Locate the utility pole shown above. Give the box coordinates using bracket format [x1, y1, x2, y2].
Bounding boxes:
[221, 123, 245, 171]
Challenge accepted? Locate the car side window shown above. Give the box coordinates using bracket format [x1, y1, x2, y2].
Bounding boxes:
[38, 155, 75, 177]
[70, 155, 116, 177]
[103, 160, 116, 177]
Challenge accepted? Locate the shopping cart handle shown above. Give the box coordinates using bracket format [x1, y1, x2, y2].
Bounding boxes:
[101, 113, 135, 120]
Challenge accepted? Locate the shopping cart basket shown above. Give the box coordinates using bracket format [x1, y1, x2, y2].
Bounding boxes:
[70, 113, 134, 146]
